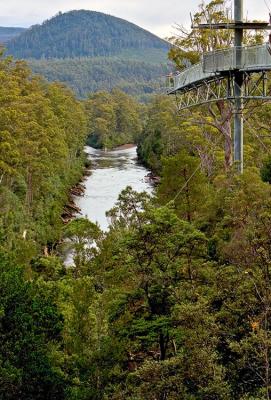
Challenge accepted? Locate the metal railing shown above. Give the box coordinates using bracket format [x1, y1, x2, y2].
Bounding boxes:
[203, 44, 271, 73]
[167, 44, 271, 93]
[167, 63, 215, 92]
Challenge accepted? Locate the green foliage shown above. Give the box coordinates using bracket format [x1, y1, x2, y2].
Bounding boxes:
[64, 218, 102, 274]
[157, 150, 212, 223]
[137, 95, 183, 172]
[260, 156, 271, 183]
[3, 1, 271, 398]
[85, 89, 143, 149]
[0, 53, 88, 262]
[28, 56, 168, 99]
[138, 94, 271, 178]
[56, 154, 271, 399]
[0, 252, 66, 399]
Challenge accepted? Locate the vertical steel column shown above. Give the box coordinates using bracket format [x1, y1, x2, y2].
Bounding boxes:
[234, 0, 244, 173]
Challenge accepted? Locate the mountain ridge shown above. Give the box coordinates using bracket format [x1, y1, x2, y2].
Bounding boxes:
[5, 10, 170, 98]
[7, 10, 169, 59]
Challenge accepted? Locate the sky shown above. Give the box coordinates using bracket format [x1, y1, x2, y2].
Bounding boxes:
[0, 0, 269, 38]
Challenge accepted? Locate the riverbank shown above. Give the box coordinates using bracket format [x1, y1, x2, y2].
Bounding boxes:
[113, 143, 136, 150]
[70, 145, 153, 230]
[61, 145, 136, 226]
[61, 164, 92, 224]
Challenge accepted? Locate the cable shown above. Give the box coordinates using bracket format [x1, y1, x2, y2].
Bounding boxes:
[165, 133, 224, 206]
[264, 0, 271, 13]
[243, 115, 271, 153]
[265, 0, 271, 13]
[170, 163, 202, 204]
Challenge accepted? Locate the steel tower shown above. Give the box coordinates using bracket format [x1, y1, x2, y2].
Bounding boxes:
[168, 0, 271, 172]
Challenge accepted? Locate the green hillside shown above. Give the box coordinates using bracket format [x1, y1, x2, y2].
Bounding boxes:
[7, 10, 169, 59]
[28, 53, 168, 99]
[6, 10, 170, 98]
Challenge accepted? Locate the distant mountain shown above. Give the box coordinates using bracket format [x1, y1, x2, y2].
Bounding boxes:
[7, 10, 169, 59]
[6, 10, 171, 98]
[0, 27, 26, 44]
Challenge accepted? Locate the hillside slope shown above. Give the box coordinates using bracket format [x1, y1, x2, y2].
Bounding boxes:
[7, 10, 169, 59]
[6, 10, 170, 98]
[0, 27, 26, 44]
[28, 52, 168, 99]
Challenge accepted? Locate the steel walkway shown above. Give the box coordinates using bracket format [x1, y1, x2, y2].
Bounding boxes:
[168, 44, 271, 94]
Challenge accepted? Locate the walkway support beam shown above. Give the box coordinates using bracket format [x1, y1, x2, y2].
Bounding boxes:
[167, 0, 271, 174]
[234, 0, 244, 173]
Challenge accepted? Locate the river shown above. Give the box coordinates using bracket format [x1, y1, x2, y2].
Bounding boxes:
[75, 145, 153, 231]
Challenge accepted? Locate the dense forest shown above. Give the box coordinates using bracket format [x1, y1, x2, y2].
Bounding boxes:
[7, 10, 169, 59]
[0, 50, 89, 397]
[85, 89, 143, 149]
[28, 54, 168, 98]
[5, 11, 170, 98]
[0, 51, 89, 261]
[3, 0, 271, 398]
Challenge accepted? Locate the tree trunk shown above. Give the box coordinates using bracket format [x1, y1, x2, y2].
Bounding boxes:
[216, 101, 233, 172]
[26, 168, 33, 210]
[159, 332, 169, 361]
[183, 168, 191, 223]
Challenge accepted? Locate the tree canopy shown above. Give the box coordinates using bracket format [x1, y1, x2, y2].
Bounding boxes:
[2, 0, 271, 398]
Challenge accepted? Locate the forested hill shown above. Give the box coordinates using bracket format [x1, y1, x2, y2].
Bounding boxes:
[28, 55, 168, 99]
[7, 10, 169, 59]
[5, 10, 170, 98]
[0, 27, 26, 44]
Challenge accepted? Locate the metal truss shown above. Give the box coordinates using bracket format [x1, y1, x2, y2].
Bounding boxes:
[174, 70, 271, 111]
[242, 70, 271, 103]
[175, 76, 229, 110]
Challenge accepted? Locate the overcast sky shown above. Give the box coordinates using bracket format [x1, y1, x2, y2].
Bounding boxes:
[0, 0, 269, 38]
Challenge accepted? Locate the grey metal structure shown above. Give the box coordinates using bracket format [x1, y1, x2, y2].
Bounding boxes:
[167, 0, 271, 173]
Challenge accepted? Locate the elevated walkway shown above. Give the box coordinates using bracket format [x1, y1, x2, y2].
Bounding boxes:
[167, 63, 217, 94]
[168, 44, 271, 94]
